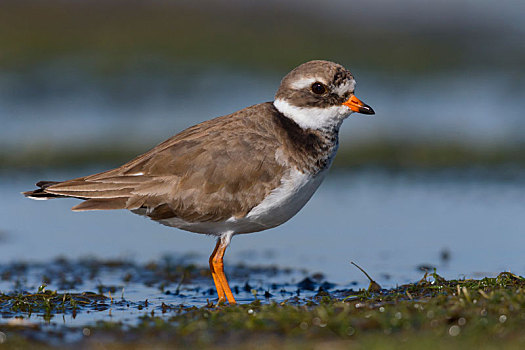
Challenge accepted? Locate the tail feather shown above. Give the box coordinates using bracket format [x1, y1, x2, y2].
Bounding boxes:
[23, 179, 130, 211]
[23, 181, 65, 199]
[36, 180, 61, 188]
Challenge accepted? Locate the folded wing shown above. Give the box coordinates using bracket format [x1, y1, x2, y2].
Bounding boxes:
[25, 105, 286, 223]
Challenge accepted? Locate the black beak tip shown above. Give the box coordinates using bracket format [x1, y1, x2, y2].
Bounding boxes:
[359, 104, 375, 115]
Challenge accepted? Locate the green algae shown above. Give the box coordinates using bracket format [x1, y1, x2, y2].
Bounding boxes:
[1, 268, 525, 349]
[117, 272, 525, 346]
[0, 289, 107, 320]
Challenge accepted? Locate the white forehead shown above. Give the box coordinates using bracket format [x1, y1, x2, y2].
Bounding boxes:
[290, 76, 324, 89]
[290, 76, 356, 95]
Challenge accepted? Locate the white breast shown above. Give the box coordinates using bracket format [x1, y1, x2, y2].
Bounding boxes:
[243, 167, 328, 229]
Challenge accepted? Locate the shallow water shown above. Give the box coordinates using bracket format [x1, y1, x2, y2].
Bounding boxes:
[0, 258, 319, 331]
[2, 169, 525, 287]
[1, 168, 525, 336]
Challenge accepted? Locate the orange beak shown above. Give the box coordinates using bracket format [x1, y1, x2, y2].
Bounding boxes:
[343, 95, 375, 115]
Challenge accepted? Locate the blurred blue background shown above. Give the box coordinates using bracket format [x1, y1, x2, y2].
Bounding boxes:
[1, 0, 524, 286]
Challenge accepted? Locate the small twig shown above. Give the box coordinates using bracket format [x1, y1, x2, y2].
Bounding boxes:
[351, 262, 374, 281]
[350, 261, 382, 292]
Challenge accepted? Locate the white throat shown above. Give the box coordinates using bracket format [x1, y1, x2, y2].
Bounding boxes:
[273, 99, 352, 131]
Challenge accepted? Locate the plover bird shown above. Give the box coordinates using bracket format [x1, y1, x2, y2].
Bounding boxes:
[24, 60, 374, 304]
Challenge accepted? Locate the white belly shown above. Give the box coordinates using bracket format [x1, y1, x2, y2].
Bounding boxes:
[242, 167, 328, 230]
[148, 167, 329, 236]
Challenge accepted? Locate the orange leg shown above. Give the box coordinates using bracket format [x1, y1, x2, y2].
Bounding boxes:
[209, 237, 236, 305]
[209, 240, 226, 302]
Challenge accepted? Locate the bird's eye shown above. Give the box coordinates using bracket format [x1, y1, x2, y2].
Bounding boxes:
[311, 82, 326, 95]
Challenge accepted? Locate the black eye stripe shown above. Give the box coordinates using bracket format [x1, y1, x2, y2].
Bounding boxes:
[311, 82, 326, 95]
